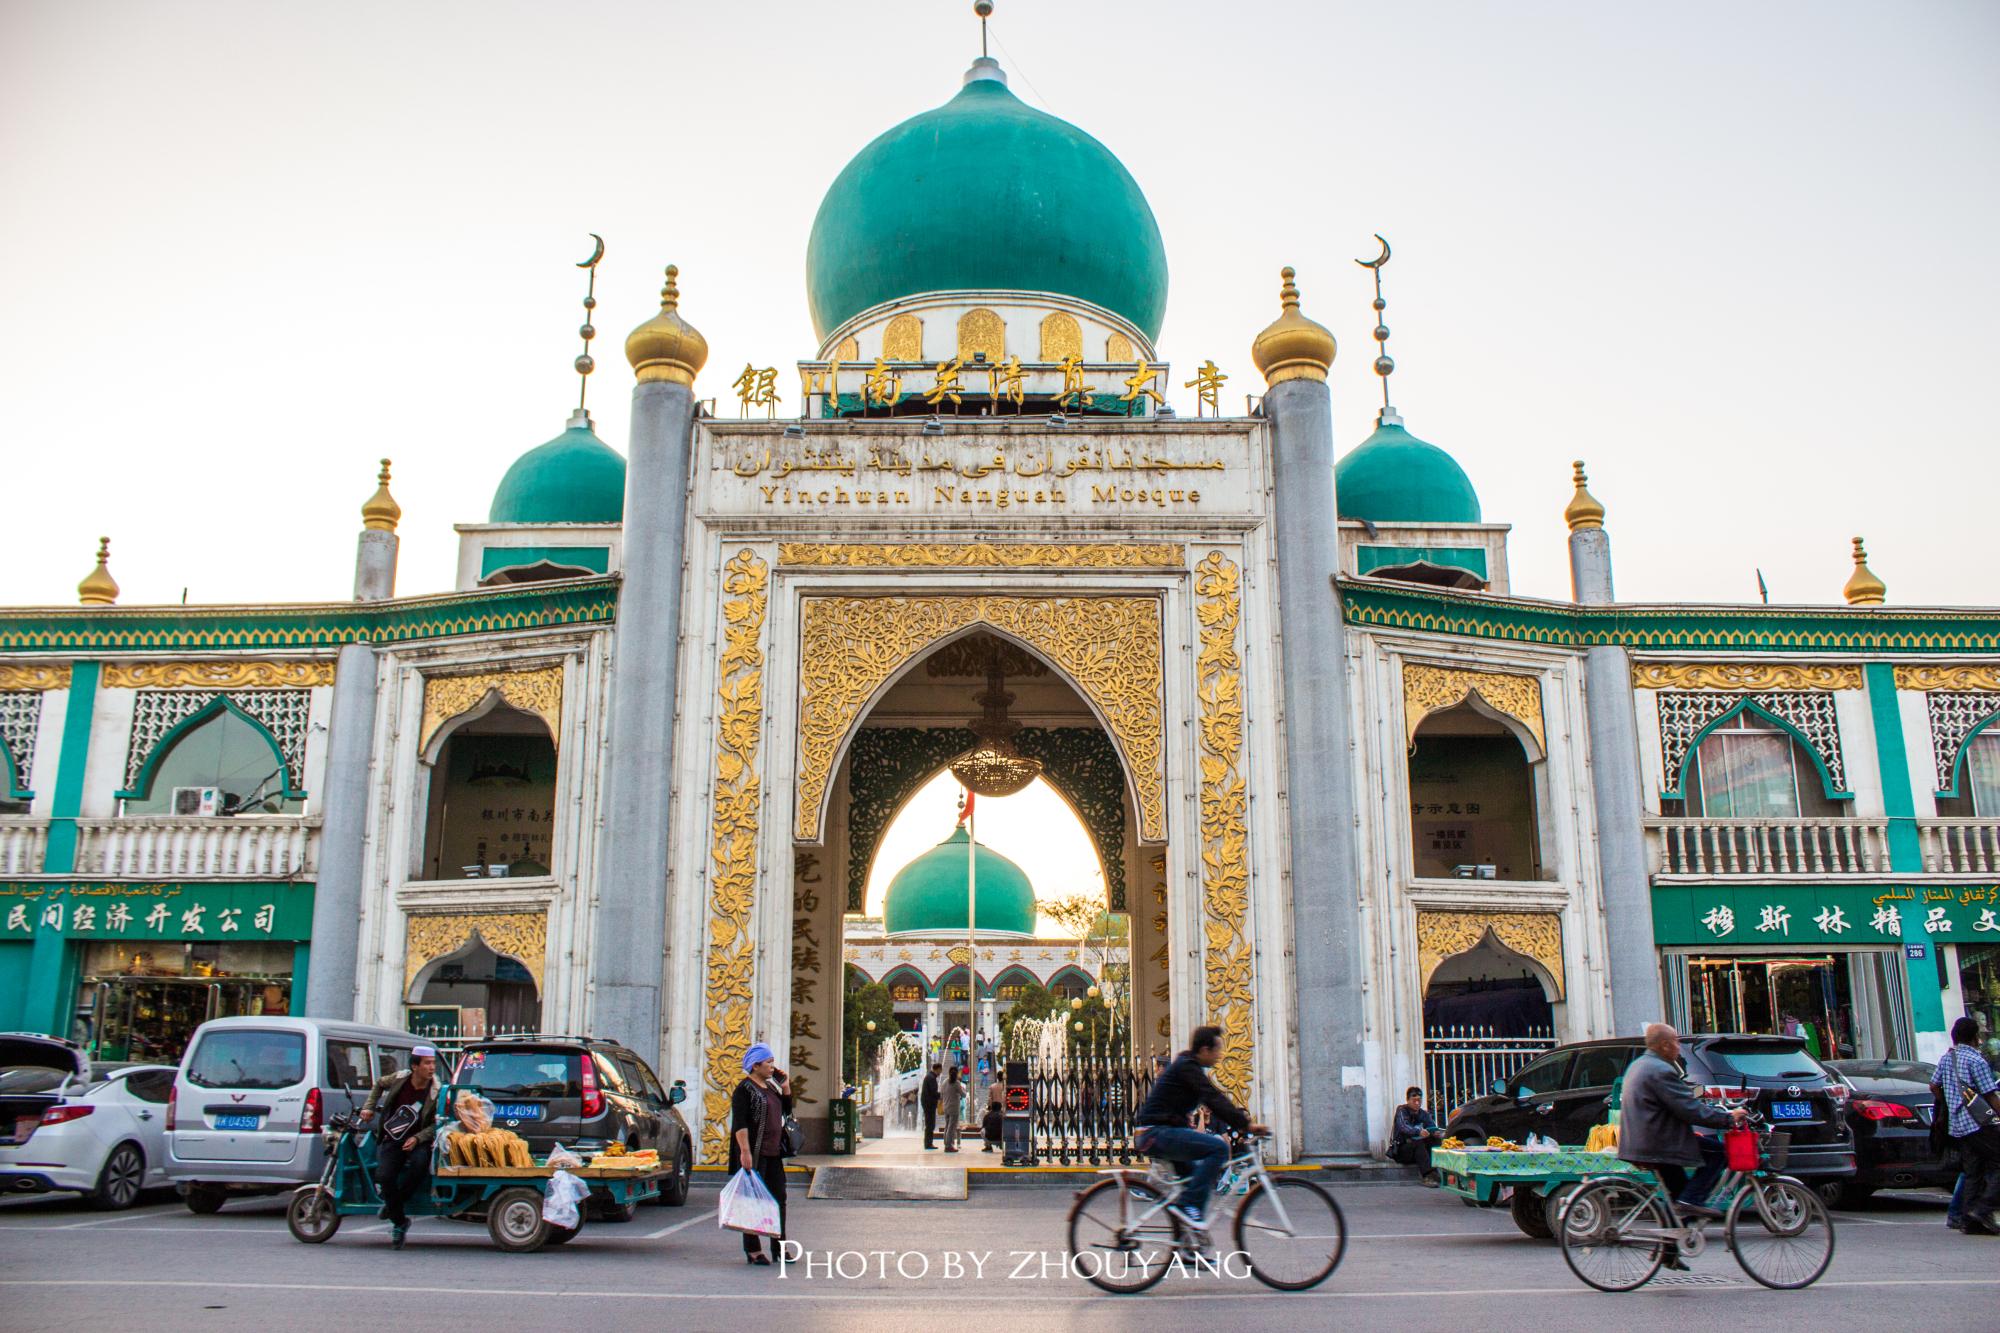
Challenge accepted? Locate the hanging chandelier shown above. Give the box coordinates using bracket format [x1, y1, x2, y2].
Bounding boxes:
[949, 650, 1043, 797]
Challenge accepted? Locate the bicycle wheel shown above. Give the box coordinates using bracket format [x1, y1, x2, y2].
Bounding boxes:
[1233, 1176, 1347, 1290]
[1067, 1176, 1178, 1295]
[1558, 1177, 1671, 1293]
[1726, 1176, 1834, 1289]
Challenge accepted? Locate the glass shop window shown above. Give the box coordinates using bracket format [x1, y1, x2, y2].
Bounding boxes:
[124, 709, 302, 816]
[420, 705, 557, 880]
[1935, 731, 2000, 818]
[1685, 715, 1846, 819]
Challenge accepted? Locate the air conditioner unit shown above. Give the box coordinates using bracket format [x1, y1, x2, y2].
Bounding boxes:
[171, 786, 222, 817]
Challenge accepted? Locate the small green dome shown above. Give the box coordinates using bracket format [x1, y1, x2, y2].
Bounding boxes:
[805, 72, 1168, 342]
[1335, 420, 1482, 524]
[882, 826, 1038, 938]
[489, 420, 627, 524]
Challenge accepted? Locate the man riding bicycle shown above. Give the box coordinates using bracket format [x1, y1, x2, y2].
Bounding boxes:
[1618, 1022, 1748, 1267]
[1133, 1025, 1268, 1236]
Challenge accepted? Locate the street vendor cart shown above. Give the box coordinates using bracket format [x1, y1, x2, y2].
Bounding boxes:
[286, 1086, 669, 1253]
[1431, 1145, 1647, 1240]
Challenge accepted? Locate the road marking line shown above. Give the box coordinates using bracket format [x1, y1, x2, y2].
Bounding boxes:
[53, 1206, 184, 1230]
[642, 1213, 710, 1239]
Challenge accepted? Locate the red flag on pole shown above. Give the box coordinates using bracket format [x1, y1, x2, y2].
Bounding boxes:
[958, 788, 975, 824]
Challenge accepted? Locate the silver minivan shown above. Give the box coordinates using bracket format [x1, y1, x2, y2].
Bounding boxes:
[167, 1016, 420, 1213]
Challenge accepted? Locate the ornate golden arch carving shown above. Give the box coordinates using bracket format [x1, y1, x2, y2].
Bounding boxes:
[1039, 312, 1081, 362]
[1415, 910, 1564, 1000]
[957, 308, 1005, 362]
[419, 664, 563, 754]
[1404, 662, 1545, 756]
[403, 911, 547, 1000]
[882, 314, 923, 362]
[794, 595, 1165, 844]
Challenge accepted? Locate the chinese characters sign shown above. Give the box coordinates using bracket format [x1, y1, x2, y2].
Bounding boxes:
[0, 882, 314, 941]
[1655, 884, 2000, 946]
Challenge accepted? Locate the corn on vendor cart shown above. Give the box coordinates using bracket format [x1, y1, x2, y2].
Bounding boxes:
[1431, 1146, 1649, 1239]
[285, 1084, 670, 1252]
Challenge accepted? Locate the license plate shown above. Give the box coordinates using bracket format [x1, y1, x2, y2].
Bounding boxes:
[493, 1103, 544, 1121]
[1770, 1101, 1812, 1119]
[214, 1114, 261, 1130]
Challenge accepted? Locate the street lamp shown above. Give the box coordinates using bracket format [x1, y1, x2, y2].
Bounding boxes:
[1087, 985, 1100, 1000]
[853, 1018, 877, 1093]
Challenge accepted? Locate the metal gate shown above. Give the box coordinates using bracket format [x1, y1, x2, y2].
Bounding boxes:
[1422, 1025, 1556, 1116]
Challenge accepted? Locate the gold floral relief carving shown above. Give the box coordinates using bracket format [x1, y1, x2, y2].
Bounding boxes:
[1403, 662, 1545, 755]
[1893, 664, 2000, 693]
[1633, 662, 1864, 692]
[1106, 333, 1134, 362]
[1039, 311, 1081, 362]
[882, 314, 923, 362]
[834, 337, 859, 362]
[0, 665, 71, 691]
[1194, 552, 1255, 1105]
[794, 595, 1166, 843]
[419, 664, 563, 754]
[957, 308, 1005, 362]
[1414, 910, 1564, 1000]
[778, 542, 1185, 570]
[101, 660, 335, 690]
[702, 550, 769, 1160]
[403, 911, 547, 1000]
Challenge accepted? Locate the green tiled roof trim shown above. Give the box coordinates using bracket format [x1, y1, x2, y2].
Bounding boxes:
[0, 577, 619, 653]
[1339, 581, 2000, 653]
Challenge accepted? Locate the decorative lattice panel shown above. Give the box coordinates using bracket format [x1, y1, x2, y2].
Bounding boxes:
[1657, 690, 1847, 796]
[0, 691, 42, 793]
[1925, 691, 2000, 793]
[843, 726, 1129, 913]
[122, 689, 312, 794]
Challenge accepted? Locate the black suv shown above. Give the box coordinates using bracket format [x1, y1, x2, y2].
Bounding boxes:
[452, 1036, 693, 1213]
[1443, 1034, 1856, 1187]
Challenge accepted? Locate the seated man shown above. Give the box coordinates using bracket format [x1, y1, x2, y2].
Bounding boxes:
[1133, 1025, 1267, 1237]
[1389, 1086, 1445, 1181]
[1618, 1023, 1746, 1265]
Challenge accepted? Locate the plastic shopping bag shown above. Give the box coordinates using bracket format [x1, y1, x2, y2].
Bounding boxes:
[545, 1143, 585, 1170]
[454, 1090, 496, 1134]
[718, 1167, 783, 1237]
[542, 1169, 589, 1229]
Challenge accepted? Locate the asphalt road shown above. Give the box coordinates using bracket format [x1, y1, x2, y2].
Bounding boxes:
[1, 1181, 1992, 1331]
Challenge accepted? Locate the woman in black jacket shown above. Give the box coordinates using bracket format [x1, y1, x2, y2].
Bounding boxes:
[730, 1042, 793, 1265]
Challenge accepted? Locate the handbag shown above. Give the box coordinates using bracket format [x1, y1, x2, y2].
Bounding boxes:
[781, 1112, 804, 1159]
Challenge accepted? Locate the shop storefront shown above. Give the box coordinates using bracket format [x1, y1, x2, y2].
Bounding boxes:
[1958, 942, 2000, 1066]
[0, 882, 313, 1062]
[1653, 883, 2000, 1062]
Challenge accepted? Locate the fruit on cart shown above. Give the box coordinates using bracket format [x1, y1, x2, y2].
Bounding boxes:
[1585, 1123, 1618, 1153]
[1440, 1137, 1464, 1150]
[445, 1127, 535, 1167]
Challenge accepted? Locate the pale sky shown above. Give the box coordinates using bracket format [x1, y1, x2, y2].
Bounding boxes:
[861, 772, 1105, 936]
[3, 1, 1996, 608]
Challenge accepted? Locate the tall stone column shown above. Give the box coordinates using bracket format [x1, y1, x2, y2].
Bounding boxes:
[305, 463, 400, 1018]
[1251, 269, 1368, 1157]
[1565, 465, 1661, 1033]
[593, 266, 708, 1063]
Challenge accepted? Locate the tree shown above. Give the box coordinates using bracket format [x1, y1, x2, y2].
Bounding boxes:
[999, 979, 1057, 1054]
[1039, 893, 1104, 954]
[842, 980, 896, 1083]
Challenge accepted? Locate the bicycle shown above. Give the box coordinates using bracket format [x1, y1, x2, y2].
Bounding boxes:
[1065, 1129, 1346, 1294]
[1557, 1116, 1835, 1291]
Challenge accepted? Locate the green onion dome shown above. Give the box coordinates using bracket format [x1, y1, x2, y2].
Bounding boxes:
[1334, 418, 1482, 524]
[489, 417, 627, 525]
[805, 65, 1168, 342]
[882, 825, 1038, 939]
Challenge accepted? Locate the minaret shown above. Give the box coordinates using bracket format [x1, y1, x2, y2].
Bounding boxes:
[306, 458, 402, 1018]
[1565, 462, 1660, 1033]
[594, 263, 708, 1064]
[1250, 268, 1369, 1158]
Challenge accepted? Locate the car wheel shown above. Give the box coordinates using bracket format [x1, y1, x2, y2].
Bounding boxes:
[1815, 1179, 1872, 1209]
[1510, 1185, 1554, 1239]
[658, 1142, 692, 1208]
[89, 1142, 146, 1211]
[183, 1183, 226, 1215]
[594, 1196, 638, 1224]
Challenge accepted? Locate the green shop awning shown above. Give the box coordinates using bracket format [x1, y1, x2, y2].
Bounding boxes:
[1652, 883, 2000, 948]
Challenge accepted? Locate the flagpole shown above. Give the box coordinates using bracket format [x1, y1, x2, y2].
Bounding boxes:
[965, 788, 979, 1130]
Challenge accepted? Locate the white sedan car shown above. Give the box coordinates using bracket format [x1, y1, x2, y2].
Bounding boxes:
[2, 1034, 176, 1210]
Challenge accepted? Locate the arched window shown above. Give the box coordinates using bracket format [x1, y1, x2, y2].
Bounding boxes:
[1682, 713, 1846, 818]
[1937, 727, 2000, 817]
[1407, 702, 1544, 879]
[124, 708, 300, 816]
[408, 935, 541, 1035]
[419, 704, 557, 880]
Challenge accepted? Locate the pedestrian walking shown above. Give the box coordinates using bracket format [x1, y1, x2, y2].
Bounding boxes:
[921, 1062, 942, 1150]
[1930, 1016, 2000, 1236]
[355, 1044, 440, 1250]
[941, 1065, 964, 1152]
[731, 1043, 793, 1266]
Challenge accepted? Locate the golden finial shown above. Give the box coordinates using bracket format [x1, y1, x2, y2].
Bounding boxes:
[573, 233, 604, 412]
[1250, 266, 1336, 387]
[361, 458, 401, 532]
[1843, 536, 1886, 606]
[1354, 234, 1395, 410]
[1565, 460, 1605, 532]
[625, 263, 709, 387]
[77, 537, 119, 606]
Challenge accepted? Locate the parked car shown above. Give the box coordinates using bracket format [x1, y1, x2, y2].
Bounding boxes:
[167, 1016, 421, 1214]
[1, 1034, 176, 1209]
[1443, 1033, 1857, 1189]
[1823, 1058, 1956, 1206]
[451, 1035, 693, 1213]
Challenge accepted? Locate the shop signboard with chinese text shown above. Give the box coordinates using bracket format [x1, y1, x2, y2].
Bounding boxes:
[0, 882, 314, 941]
[1653, 883, 2000, 946]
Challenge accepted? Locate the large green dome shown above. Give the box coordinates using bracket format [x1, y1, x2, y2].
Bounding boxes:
[805, 70, 1168, 342]
[489, 420, 627, 525]
[1335, 420, 1483, 524]
[882, 825, 1038, 938]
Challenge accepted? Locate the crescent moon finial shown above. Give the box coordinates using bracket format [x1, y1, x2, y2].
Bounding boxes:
[1355, 234, 1396, 414]
[572, 236, 605, 413]
[577, 233, 605, 269]
[1354, 233, 1390, 270]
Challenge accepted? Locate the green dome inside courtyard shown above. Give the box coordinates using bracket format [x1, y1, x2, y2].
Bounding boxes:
[489, 419, 628, 525]
[1335, 419, 1483, 524]
[882, 825, 1039, 938]
[804, 71, 1168, 342]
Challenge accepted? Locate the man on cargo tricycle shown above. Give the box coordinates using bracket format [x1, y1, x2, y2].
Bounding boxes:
[356, 1044, 441, 1249]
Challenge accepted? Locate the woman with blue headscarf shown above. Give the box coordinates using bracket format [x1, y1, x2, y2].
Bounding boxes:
[730, 1042, 793, 1265]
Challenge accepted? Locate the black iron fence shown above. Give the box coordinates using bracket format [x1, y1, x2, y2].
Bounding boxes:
[1421, 1024, 1556, 1117]
[1023, 1051, 1156, 1165]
